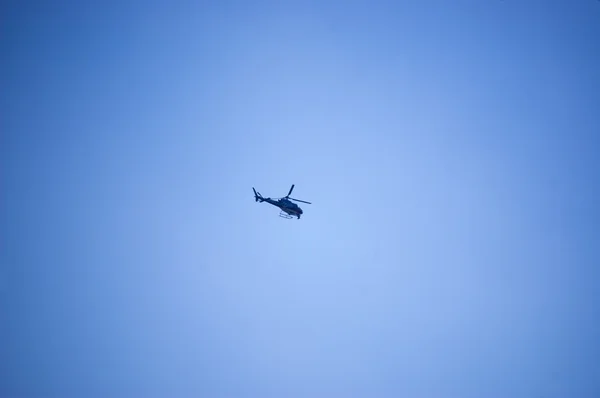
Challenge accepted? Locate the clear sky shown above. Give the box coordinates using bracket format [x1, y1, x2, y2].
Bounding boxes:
[1, 1, 599, 397]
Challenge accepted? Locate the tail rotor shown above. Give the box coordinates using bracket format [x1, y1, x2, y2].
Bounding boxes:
[253, 187, 264, 202]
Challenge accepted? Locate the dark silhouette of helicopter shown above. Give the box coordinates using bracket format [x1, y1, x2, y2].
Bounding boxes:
[253, 184, 311, 219]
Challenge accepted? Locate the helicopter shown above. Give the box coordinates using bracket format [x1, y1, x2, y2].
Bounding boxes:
[253, 184, 311, 219]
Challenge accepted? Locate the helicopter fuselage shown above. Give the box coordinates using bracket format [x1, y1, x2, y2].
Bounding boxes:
[262, 197, 303, 218]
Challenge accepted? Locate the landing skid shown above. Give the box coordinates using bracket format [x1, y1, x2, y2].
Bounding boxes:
[279, 211, 294, 219]
[279, 211, 300, 219]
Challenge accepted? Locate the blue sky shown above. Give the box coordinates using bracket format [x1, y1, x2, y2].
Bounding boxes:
[1, 1, 599, 397]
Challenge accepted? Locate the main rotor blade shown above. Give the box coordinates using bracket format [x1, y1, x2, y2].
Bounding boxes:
[287, 184, 295, 197]
[289, 197, 311, 204]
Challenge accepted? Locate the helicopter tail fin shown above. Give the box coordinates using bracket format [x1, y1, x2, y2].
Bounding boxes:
[253, 187, 264, 202]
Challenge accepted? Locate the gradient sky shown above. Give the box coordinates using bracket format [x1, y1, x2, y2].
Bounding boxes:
[2, 1, 599, 397]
